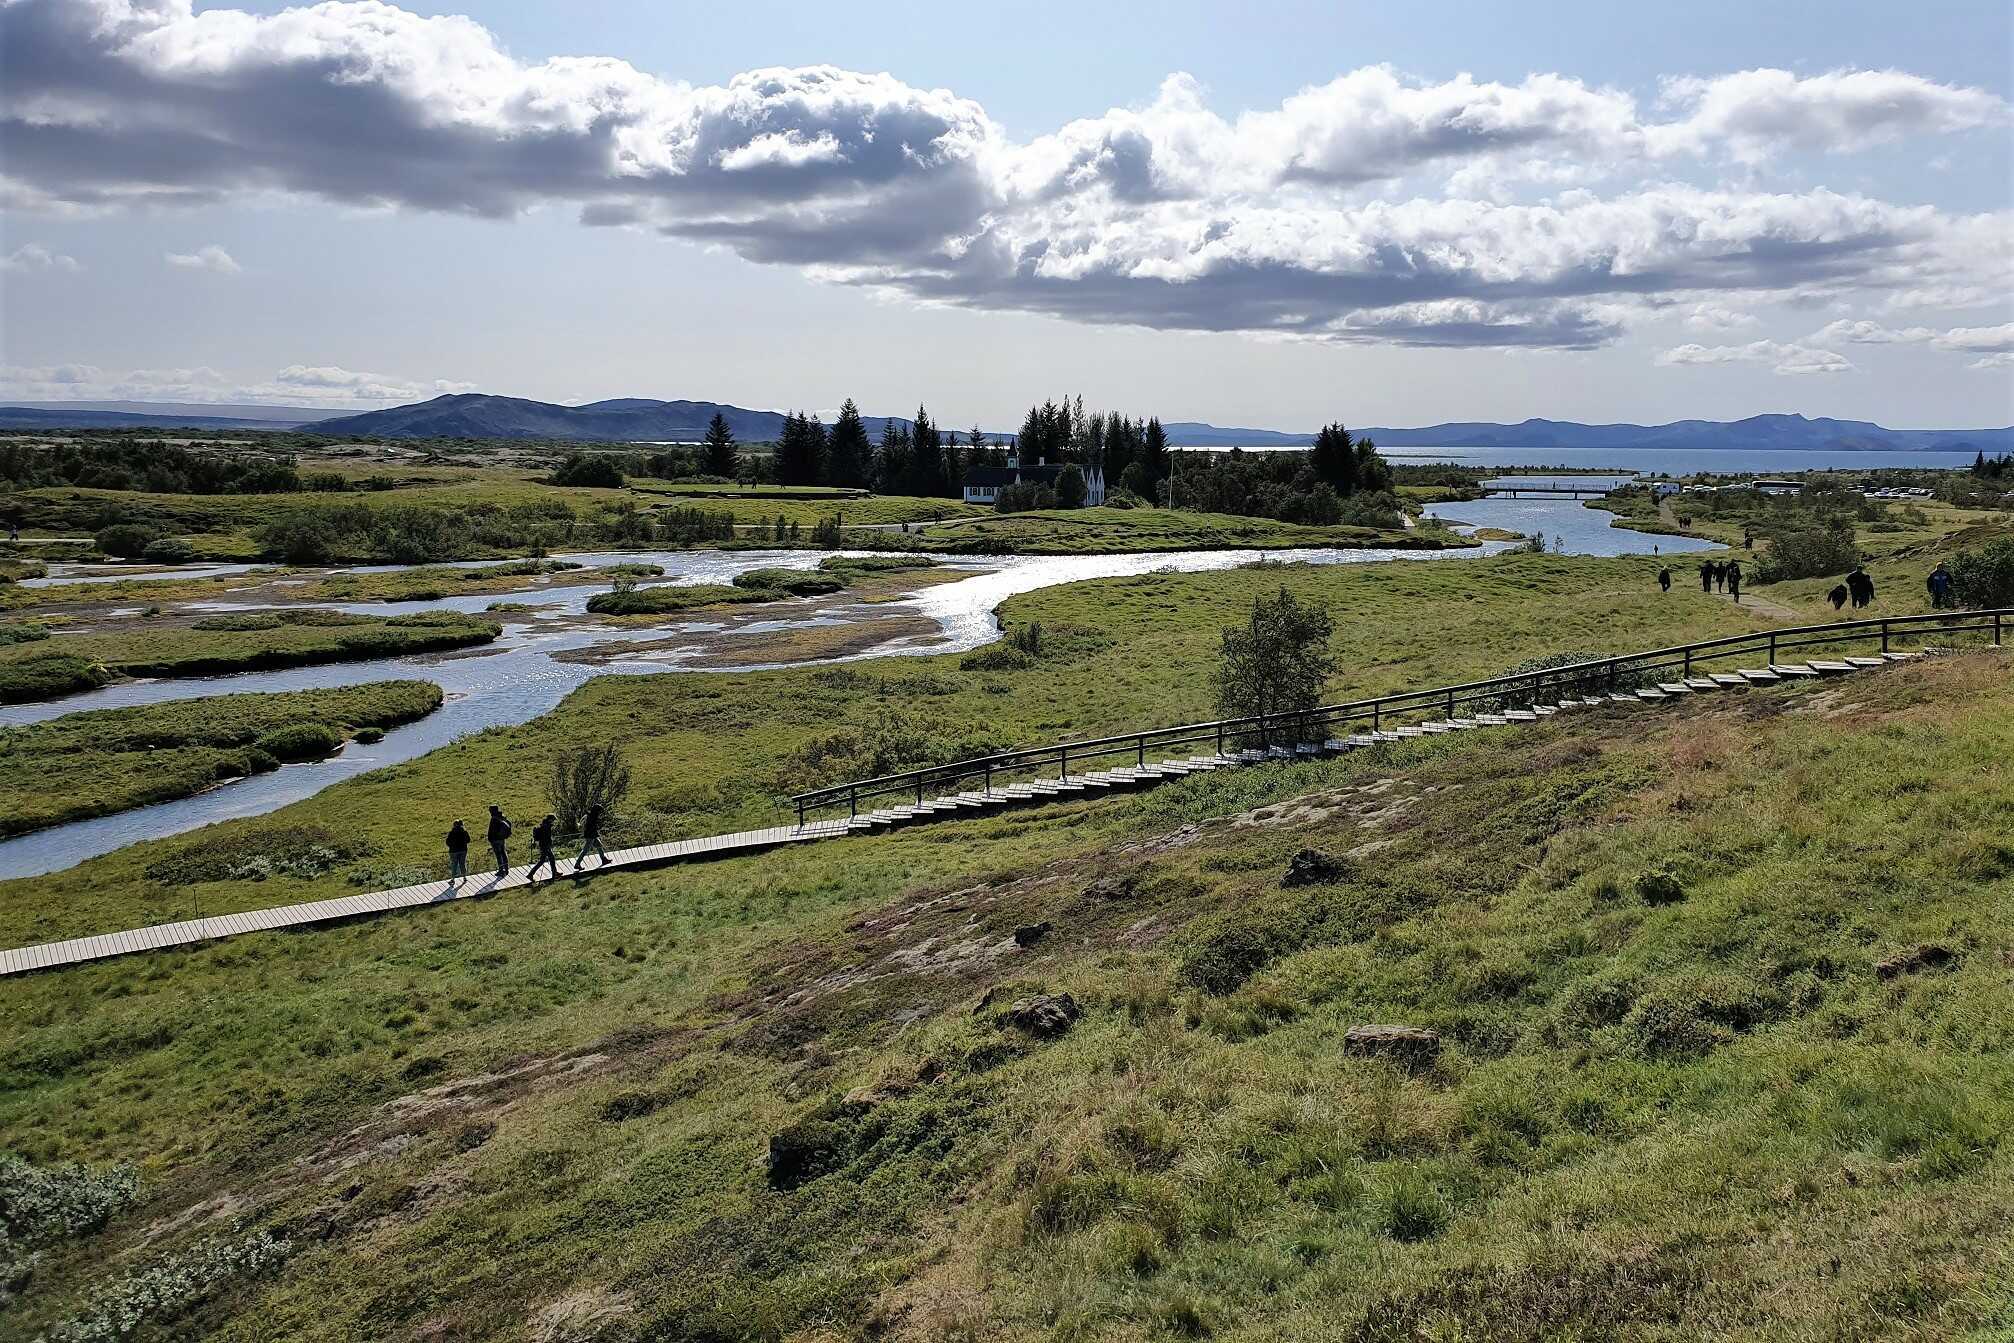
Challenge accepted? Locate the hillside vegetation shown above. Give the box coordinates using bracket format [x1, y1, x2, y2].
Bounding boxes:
[0, 650, 2007, 1340]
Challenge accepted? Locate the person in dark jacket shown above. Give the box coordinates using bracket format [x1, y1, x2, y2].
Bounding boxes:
[1848, 566, 1874, 609]
[1699, 560, 1715, 593]
[529, 813, 559, 883]
[486, 805, 512, 876]
[446, 819, 470, 881]
[575, 804, 609, 872]
[1726, 562, 1742, 603]
[1658, 567, 1671, 593]
[1927, 562, 1952, 609]
[1828, 584, 1849, 612]
[1713, 561, 1727, 593]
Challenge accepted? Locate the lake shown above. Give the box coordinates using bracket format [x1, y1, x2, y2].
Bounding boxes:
[1378, 446, 1982, 475]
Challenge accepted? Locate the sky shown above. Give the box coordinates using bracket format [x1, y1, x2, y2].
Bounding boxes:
[1, 0, 2011, 432]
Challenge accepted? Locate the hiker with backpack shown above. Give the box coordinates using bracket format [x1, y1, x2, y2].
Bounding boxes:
[486, 804, 513, 877]
[1699, 560, 1715, 593]
[575, 804, 610, 872]
[529, 814, 560, 883]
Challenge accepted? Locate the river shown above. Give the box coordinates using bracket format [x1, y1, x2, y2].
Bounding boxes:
[6, 480, 1723, 877]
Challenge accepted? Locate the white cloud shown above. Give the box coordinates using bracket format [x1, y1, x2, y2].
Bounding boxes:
[1809, 319, 2014, 367]
[0, 363, 472, 406]
[1, 242, 81, 272]
[1652, 68, 2010, 164]
[0, 0, 2008, 351]
[1657, 340, 1853, 375]
[165, 244, 241, 273]
[1682, 303, 1761, 332]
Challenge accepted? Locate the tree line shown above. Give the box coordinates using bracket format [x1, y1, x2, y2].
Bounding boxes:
[0, 440, 301, 495]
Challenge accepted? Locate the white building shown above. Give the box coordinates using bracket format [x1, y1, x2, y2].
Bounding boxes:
[961, 455, 1106, 507]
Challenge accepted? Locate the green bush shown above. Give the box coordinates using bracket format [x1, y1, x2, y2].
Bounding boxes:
[0, 622, 50, 645]
[960, 644, 1036, 673]
[139, 537, 198, 564]
[1756, 522, 1858, 583]
[1947, 537, 2014, 609]
[93, 523, 161, 560]
[191, 613, 284, 632]
[731, 568, 846, 596]
[251, 722, 344, 761]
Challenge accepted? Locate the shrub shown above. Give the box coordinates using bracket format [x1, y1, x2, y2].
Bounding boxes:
[192, 613, 283, 632]
[547, 742, 633, 835]
[0, 622, 50, 645]
[93, 523, 161, 560]
[139, 537, 198, 564]
[731, 568, 845, 597]
[353, 726, 384, 744]
[960, 644, 1035, 673]
[550, 453, 626, 488]
[1008, 621, 1045, 656]
[251, 722, 344, 761]
[1376, 1170, 1451, 1241]
[0, 1152, 140, 1248]
[38, 1226, 290, 1342]
[1756, 522, 1858, 583]
[1947, 537, 2014, 609]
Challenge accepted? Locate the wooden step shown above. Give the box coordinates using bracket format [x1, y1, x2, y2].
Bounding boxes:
[1634, 688, 1669, 701]
[1768, 664, 1819, 678]
[1684, 678, 1721, 690]
[1656, 683, 1694, 695]
[1845, 656, 1887, 668]
[1807, 660, 1855, 675]
[1737, 669, 1781, 683]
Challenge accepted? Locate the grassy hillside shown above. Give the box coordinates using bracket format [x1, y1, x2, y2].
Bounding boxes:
[1, 650, 2006, 1340]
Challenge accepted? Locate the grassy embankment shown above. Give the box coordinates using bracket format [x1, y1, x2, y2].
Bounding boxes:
[892, 505, 1457, 554]
[583, 554, 943, 616]
[1, 638, 2006, 1339]
[0, 611, 500, 705]
[0, 680, 444, 837]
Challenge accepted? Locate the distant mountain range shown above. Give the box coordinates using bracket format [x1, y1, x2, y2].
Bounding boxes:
[4, 396, 2009, 455]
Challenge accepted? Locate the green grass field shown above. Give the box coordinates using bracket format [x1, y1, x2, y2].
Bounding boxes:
[0, 680, 444, 836]
[1, 646, 2006, 1340]
[899, 505, 1448, 554]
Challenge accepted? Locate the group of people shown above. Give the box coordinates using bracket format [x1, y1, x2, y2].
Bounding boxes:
[1826, 567, 1878, 612]
[1658, 559, 1744, 601]
[443, 803, 609, 884]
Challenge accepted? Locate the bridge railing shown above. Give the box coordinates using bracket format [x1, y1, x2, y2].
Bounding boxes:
[788, 608, 2008, 826]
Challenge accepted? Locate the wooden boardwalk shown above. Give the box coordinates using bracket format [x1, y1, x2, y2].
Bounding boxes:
[0, 649, 1938, 980]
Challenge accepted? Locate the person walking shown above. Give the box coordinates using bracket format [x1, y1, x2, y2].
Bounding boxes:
[575, 803, 609, 872]
[1828, 583, 1849, 612]
[1927, 562, 1952, 609]
[1847, 566, 1873, 610]
[1726, 562, 1742, 604]
[529, 813, 559, 883]
[1713, 561, 1727, 593]
[1698, 560, 1714, 593]
[1658, 567, 1671, 593]
[486, 804, 512, 877]
[445, 819, 470, 882]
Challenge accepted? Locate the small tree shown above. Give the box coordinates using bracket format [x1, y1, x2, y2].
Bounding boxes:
[1055, 464, 1087, 509]
[1213, 587, 1336, 747]
[547, 743, 633, 836]
[701, 413, 739, 478]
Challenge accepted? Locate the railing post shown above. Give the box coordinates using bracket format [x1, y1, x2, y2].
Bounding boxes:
[1995, 612, 2002, 647]
[1768, 633, 1776, 666]
[916, 775, 924, 805]
[1060, 746, 1069, 781]
[796, 799, 804, 830]
[1216, 722, 1224, 757]
[1882, 622, 1890, 654]
[1684, 648, 1692, 677]
[849, 786, 857, 818]
[984, 764, 992, 797]
[1138, 736, 1146, 767]
[1373, 703, 1381, 733]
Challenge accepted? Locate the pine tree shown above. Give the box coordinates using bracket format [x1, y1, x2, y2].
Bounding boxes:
[909, 405, 944, 497]
[1310, 422, 1357, 493]
[773, 412, 807, 485]
[701, 412, 738, 478]
[1141, 417, 1170, 497]
[804, 413, 827, 486]
[874, 419, 911, 494]
[827, 399, 870, 487]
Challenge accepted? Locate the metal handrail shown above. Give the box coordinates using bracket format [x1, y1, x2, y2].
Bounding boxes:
[789, 608, 2008, 824]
